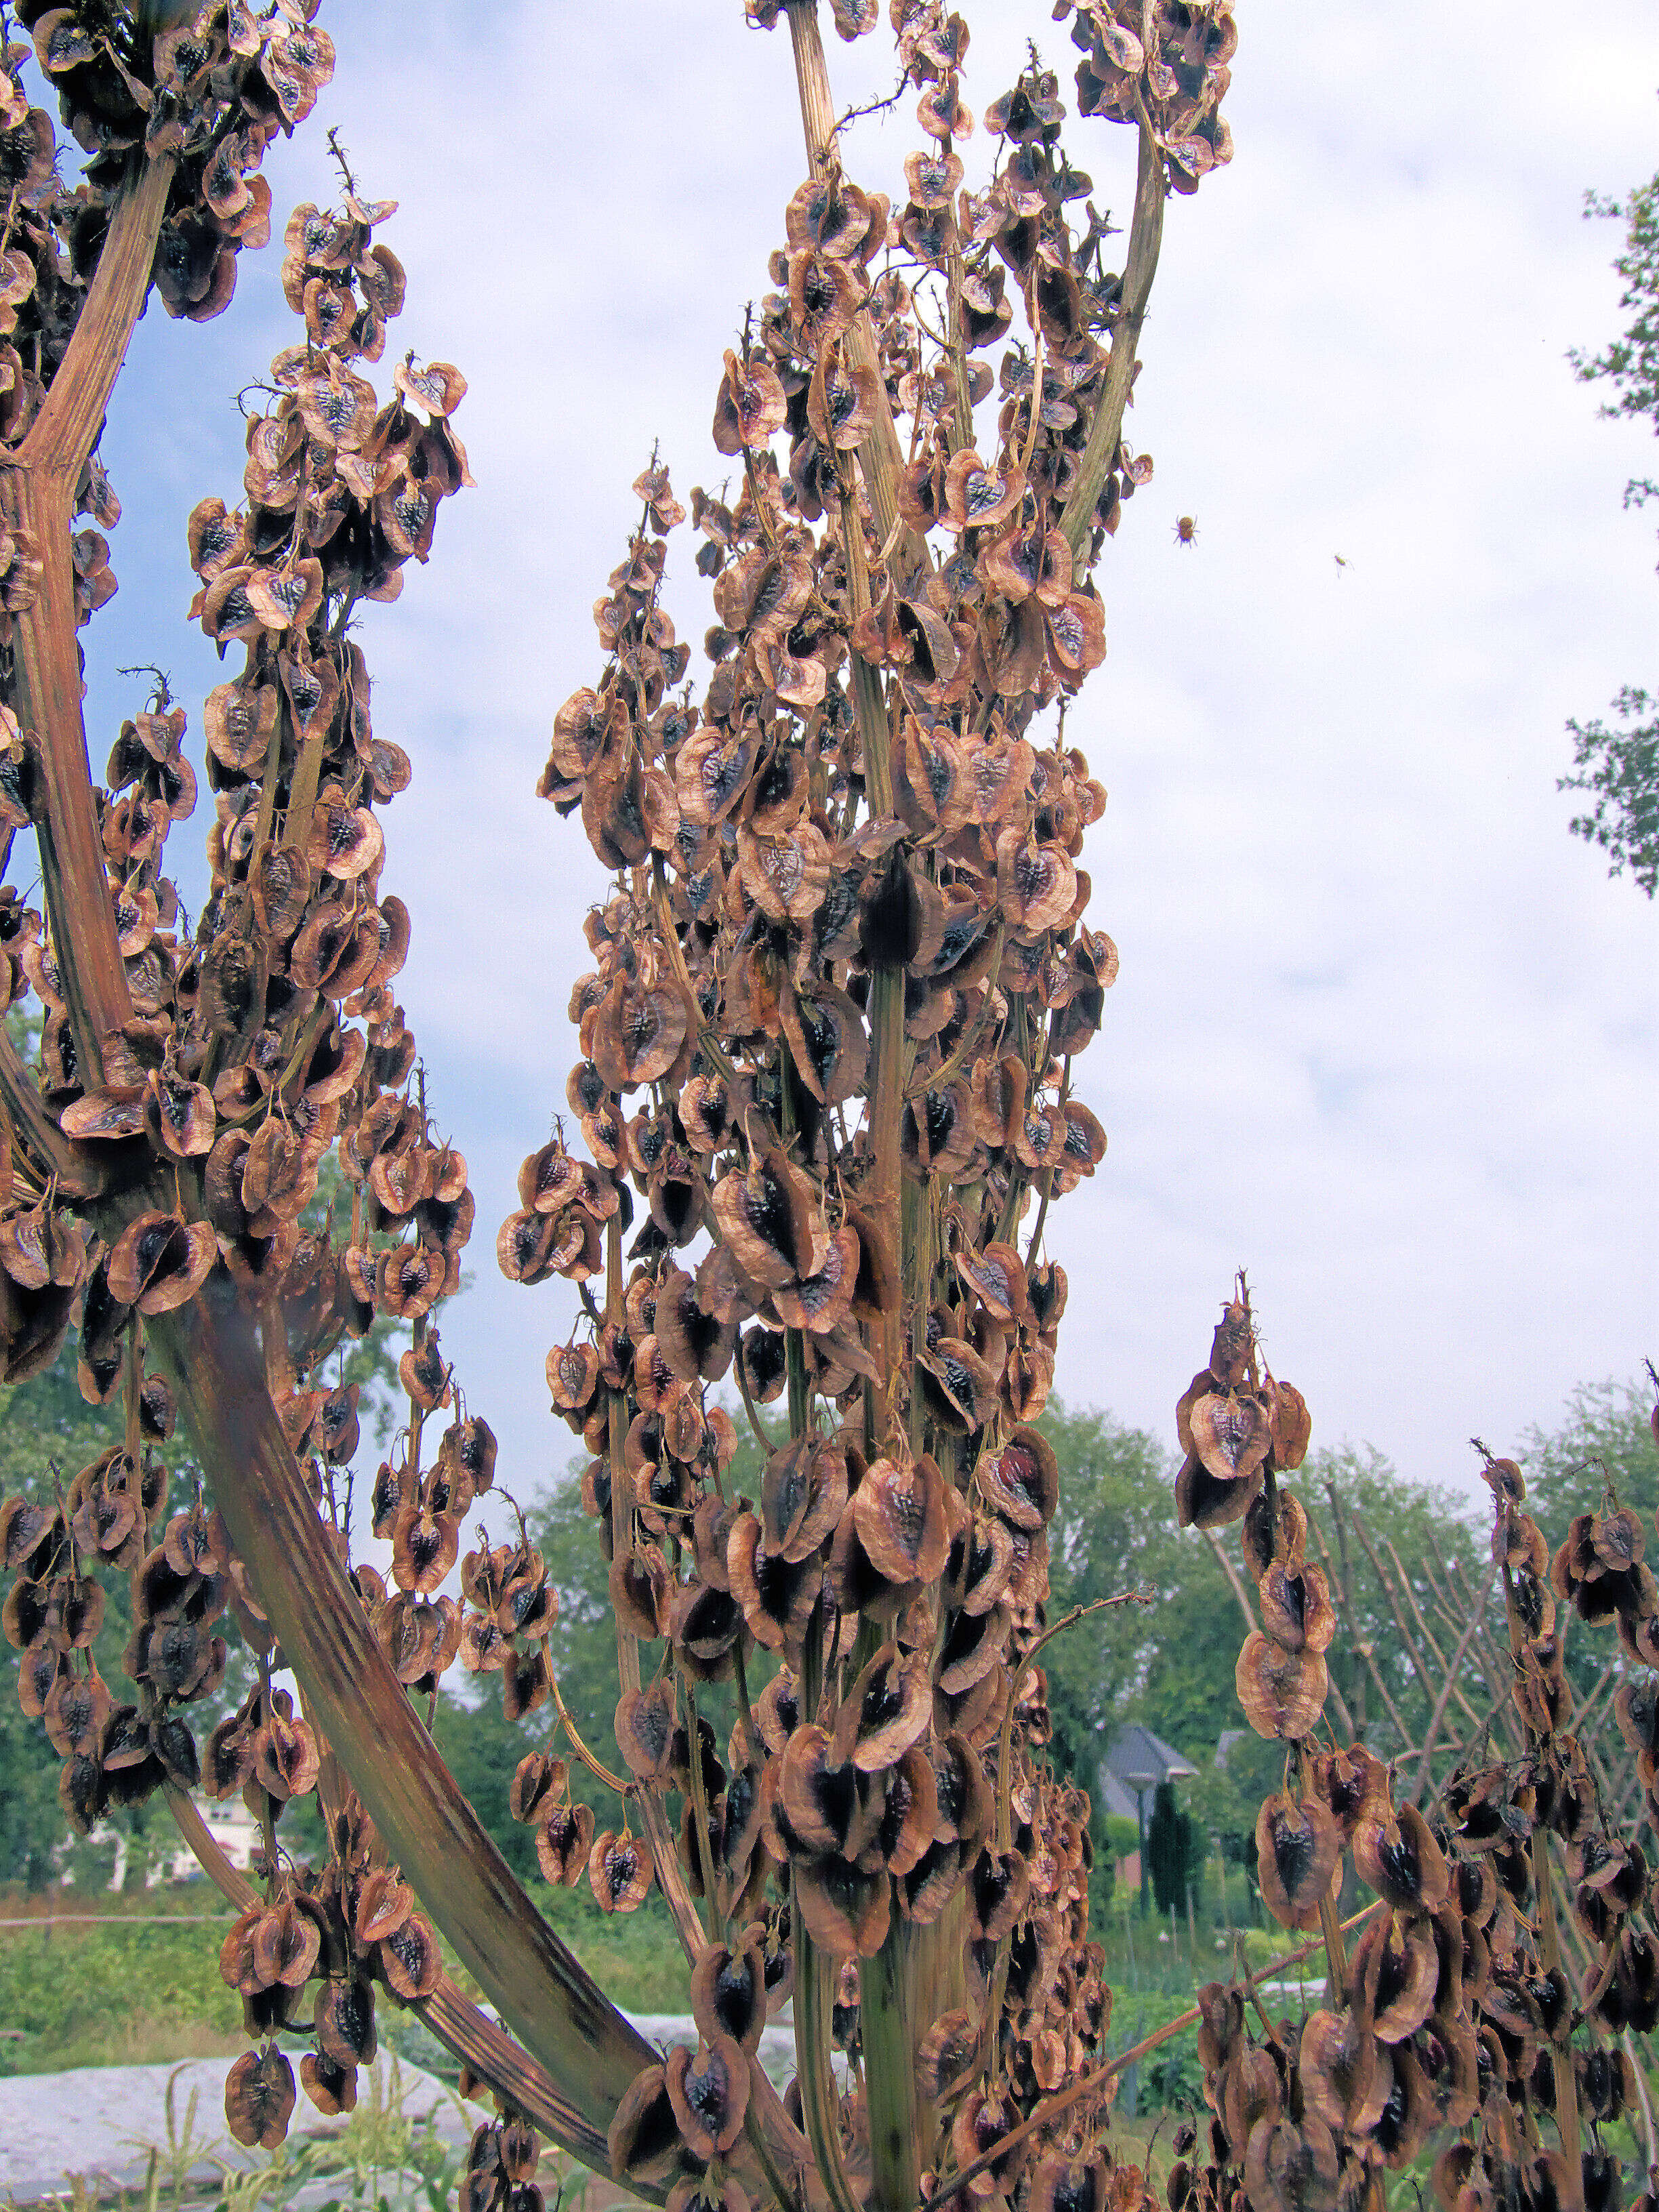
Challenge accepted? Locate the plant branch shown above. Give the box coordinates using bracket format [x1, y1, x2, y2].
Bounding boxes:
[783, 0, 928, 575]
[791, 1908, 864, 2212]
[1497, 1536, 1584, 2211]
[22, 155, 178, 485]
[0, 1023, 112, 1198]
[1060, 116, 1165, 563]
[550, 1671, 632, 1797]
[605, 1210, 710, 1964]
[5, 153, 178, 1083]
[146, 1273, 659, 2148]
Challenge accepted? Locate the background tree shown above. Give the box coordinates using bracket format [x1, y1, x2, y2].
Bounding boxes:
[1565, 157, 1659, 893]
[1143, 1780, 1200, 1918]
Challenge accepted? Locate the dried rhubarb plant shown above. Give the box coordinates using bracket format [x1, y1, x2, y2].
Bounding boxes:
[0, 3, 1244, 2211]
[1171, 1282, 1659, 2212]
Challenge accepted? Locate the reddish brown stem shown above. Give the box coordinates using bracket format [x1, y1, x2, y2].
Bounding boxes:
[146, 1271, 658, 2147]
[5, 155, 177, 1084]
[0, 1024, 111, 1198]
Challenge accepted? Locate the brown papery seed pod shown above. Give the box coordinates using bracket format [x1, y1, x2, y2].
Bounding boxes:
[1235, 1631, 1327, 1740]
[1255, 1789, 1342, 1931]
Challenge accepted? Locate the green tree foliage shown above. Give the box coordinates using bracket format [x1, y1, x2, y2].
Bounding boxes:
[1523, 1372, 1659, 1531]
[1038, 1401, 1179, 1771]
[1572, 169, 1659, 489]
[1565, 162, 1659, 893]
[1033, 1402, 1488, 1863]
[1560, 689, 1658, 897]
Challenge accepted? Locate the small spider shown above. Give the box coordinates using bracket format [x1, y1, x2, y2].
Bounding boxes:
[1173, 514, 1198, 546]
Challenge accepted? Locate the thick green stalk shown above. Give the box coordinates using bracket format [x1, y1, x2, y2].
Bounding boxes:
[792, 1910, 865, 2212]
[861, 1933, 920, 2212]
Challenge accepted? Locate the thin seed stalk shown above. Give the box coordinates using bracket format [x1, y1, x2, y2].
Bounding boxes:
[782, 1041, 825, 1736]
[1296, 1742, 1347, 2005]
[1061, 115, 1166, 564]
[783, 1, 924, 571]
[836, 522, 922, 2202]
[903, 1174, 934, 1457]
[830, 1599, 922, 2211]
[1530, 1777, 1583, 2197]
[682, 1675, 723, 1936]
[1250, 1458, 1346, 2009]
[606, 1212, 707, 1961]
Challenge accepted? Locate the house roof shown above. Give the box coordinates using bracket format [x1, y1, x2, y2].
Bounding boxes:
[1101, 1723, 1198, 1791]
[1095, 1770, 1141, 1822]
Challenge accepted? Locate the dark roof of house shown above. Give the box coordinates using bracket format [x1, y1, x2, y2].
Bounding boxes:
[1095, 1770, 1140, 1822]
[1101, 1724, 1198, 1790]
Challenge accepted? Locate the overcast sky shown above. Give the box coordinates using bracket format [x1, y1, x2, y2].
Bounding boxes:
[71, 0, 1659, 1516]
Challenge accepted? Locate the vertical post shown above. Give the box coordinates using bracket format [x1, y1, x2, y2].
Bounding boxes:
[1122, 1893, 1137, 1992]
[1215, 1838, 1229, 1945]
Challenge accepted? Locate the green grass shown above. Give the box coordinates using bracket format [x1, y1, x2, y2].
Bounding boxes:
[0, 1889, 243, 2074]
[0, 1878, 696, 2076]
[523, 1883, 691, 2013]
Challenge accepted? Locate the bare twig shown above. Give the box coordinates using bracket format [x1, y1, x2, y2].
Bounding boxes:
[1410, 1558, 1496, 1804]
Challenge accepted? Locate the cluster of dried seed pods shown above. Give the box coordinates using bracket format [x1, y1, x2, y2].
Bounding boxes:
[0, 1, 550, 2158]
[1061, 1, 1236, 193]
[459, 2106, 548, 2212]
[0, 1355, 241, 1831]
[0, 1, 312, 498]
[0, 0, 339, 1105]
[497, 2, 1238, 2203]
[216, 1791, 443, 2145]
[0, 1172, 89, 1380]
[0, 0, 1254, 2202]
[1168, 1292, 1659, 2212]
[12, 173, 470, 1391]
